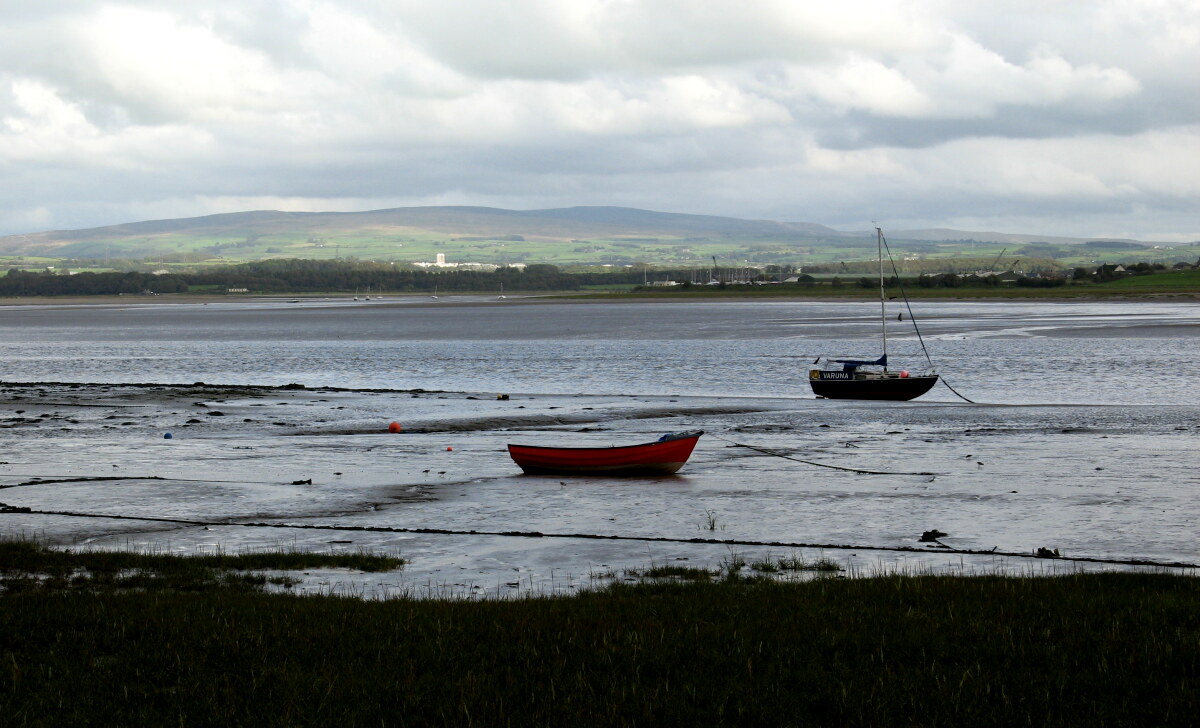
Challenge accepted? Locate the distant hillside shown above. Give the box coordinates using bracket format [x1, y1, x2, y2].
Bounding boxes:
[0, 206, 1190, 270]
[873, 227, 1150, 246]
[0, 206, 845, 256]
[514, 206, 840, 237]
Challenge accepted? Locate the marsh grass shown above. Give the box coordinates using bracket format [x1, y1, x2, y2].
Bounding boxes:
[749, 555, 780, 572]
[0, 539, 404, 594]
[719, 548, 747, 577]
[2, 572, 1198, 726]
[776, 552, 844, 573]
[635, 564, 714, 582]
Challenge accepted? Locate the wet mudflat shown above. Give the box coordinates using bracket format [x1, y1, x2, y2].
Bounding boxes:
[2, 380, 1196, 597]
[1, 298, 1198, 596]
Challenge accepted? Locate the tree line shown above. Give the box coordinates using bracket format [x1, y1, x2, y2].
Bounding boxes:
[0, 259, 783, 296]
[0, 260, 583, 296]
[0, 258, 1183, 297]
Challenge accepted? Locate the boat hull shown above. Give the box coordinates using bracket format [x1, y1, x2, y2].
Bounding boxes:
[507, 432, 702, 475]
[809, 371, 939, 401]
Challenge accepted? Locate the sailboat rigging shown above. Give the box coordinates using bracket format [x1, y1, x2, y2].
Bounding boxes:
[809, 227, 939, 401]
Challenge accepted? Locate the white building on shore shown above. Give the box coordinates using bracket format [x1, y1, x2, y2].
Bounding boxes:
[413, 253, 524, 272]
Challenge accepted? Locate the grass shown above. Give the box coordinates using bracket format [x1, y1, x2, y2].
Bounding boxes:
[1098, 268, 1200, 291]
[749, 554, 781, 572]
[627, 564, 714, 582]
[774, 553, 845, 573]
[1, 567, 1197, 725]
[578, 272, 1200, 300]
[622, 550, 842, 584]
[0, 539, 405, 594]
[9, 226, 1200, 273]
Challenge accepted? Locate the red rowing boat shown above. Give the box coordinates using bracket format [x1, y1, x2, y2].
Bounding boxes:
[507, 430, 703, 475]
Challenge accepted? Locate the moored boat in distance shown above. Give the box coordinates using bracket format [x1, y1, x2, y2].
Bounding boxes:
[809, 357, 939, 401]
[507, 431, 703, 475]
[810, 227, 939, 401]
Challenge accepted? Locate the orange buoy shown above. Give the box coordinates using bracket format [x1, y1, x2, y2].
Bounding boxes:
[388, 422, 402, 433]
[446, 446, 453, 451]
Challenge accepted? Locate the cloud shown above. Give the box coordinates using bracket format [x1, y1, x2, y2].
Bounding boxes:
[1, 79, 213, 167]
[390, 1, 940, 78]
[0, 0, 1197, 240]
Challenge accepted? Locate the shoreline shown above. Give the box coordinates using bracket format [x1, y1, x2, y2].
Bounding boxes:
[0, 289, 1197, 306]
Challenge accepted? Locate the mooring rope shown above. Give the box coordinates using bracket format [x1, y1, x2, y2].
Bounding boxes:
[710, 434, 941, 476]
[0, 475, 305, 490]
[0, 476, 164, 490]
[3, 507, 1194, 570]
[880, 231, 977, 404]
[938, 379, 977, 403]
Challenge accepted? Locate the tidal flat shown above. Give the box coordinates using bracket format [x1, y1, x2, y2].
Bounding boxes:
[1, 298, 1198, 596]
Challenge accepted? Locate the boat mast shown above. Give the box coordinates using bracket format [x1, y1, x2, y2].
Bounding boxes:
[878, 226, 887, 370]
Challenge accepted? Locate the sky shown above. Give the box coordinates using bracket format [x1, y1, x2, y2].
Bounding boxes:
[1, 1, 1198, 241]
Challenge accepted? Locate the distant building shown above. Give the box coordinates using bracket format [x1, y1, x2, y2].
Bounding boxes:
[413, 253, 523, 272]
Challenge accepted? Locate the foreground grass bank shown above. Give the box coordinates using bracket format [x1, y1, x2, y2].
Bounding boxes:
[3, 569, 1197, 726]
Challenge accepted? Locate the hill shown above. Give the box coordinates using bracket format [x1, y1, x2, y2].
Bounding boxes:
[0, 206, 1193, 269]
[856, 227, 1154, 246]
[0, 206, 843, 255]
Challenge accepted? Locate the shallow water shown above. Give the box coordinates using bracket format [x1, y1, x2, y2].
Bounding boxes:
[1, 298, 1197, 404]
[1, 297, 1197, 597]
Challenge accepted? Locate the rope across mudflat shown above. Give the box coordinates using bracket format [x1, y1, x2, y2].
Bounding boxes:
[6, 506, 1195, 571]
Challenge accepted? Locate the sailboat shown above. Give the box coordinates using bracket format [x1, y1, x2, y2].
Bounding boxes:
[809, 227, 939, 401]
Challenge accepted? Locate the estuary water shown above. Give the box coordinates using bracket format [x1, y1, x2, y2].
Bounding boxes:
[1, 297, 1198, 405]
[1, 296, 1198, 597]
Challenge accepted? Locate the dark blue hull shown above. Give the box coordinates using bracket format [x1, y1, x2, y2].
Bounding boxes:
[809, 371, 939, 401]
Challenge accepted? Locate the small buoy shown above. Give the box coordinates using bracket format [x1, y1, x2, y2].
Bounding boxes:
[388, 421, 402, 433]
[496, 393, 509, 400]
[163, 433, 173, 439]
[900, 370, 909, 378]
[446, 446, 453, 451]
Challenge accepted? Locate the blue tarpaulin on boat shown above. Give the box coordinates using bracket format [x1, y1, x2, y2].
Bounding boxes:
[831, 354, 887, 370]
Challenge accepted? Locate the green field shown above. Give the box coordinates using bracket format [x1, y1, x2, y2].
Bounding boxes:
[595, 267, 1200, 299]
[1093, 268, 1200, 291]
[33, 234, 1196, 271]
[3, 206, 1197, 275]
